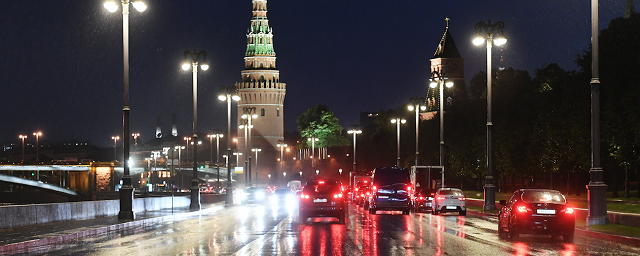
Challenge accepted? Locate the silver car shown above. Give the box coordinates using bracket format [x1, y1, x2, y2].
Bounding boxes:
[432, 188, 466, 216]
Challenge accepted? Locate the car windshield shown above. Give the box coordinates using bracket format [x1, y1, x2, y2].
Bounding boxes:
[438, 189, 464, 196]
[274, 188, 292, 194]
[521, 190, 566, 204]
[373, 168, 410, 186]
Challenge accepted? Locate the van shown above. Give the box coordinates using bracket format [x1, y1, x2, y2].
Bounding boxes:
[368, 167, 411, 215]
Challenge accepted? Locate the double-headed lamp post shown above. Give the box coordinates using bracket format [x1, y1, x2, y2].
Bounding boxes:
[218, 85, 241, 204]
[104, 0, 147, 220]
[407, 99, 426, 167]
[132, 133, 140, 146]
[241, 107, 258, 186]
[19, 135, 27, 163]
[391, 118, 407, 167]
[347, 128, 362, 175]
[473, 20, 507, 211]
[112, 136, 120, 162]
[208, 132, 224, 185]
[430, 71, 454, 170]
[308, 137, 320, 167]
[182, 49, 209, 211]
[277, 140, 288, 178]
[33, 132, 42, 163]
[252, 147, 261, 185]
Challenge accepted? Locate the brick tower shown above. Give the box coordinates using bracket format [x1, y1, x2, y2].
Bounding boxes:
[236, 0, 286, 184]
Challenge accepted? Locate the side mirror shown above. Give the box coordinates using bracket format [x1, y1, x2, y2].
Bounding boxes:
[499, 200, 507, 206]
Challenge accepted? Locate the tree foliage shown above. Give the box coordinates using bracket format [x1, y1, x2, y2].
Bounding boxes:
[297, 104, 349, 148]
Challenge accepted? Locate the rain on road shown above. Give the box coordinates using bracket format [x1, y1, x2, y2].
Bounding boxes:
[18, 200, 640, 255]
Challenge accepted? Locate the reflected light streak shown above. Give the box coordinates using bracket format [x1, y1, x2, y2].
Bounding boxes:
[300, 226, 312, 256]
[513, 242, 528, 256]
[457, 217, 466, 238]
[561, 243, 576, 256]
[320, 228, 327, 255]
[331, 224, 344, 256]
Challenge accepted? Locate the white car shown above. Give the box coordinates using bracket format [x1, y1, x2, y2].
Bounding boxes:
[432, 188, 466, 216]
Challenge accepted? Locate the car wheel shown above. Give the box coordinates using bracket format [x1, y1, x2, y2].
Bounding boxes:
[563, 230, 575, 243]
[509, 223, 519, 241]
[459, 210, 466, 216]
[498, 227, 508, 239]
[299, 211, 307, 224]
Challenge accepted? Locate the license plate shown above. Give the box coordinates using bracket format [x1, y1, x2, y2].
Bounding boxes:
[446, 206, 457, 210]
[313, 198, 327, 203]
[537, 209, 556, 214]
[378, 196, 389, 199]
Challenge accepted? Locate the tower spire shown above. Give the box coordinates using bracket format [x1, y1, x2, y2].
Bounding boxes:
[625, 0, 635, 18]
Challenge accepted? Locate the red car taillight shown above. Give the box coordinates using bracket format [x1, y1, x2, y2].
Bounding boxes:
[300, 193, 310, 199]
[333, 193, 343, 198]
[517, 206, 528, 213]
[419, 196, 424, 201]
[436, 196, 445, 201]
[458, 197, 466, 201]
[565, 207, 574, 214]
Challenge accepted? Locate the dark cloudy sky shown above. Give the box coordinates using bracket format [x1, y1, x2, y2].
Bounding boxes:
[0, 0, 630, 146]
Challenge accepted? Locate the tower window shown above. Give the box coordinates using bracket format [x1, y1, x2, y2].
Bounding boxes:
[277, 108, 280, 117]
[261, 108, 265, 116]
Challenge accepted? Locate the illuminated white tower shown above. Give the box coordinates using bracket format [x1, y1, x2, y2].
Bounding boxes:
[236, 0, 286, 179]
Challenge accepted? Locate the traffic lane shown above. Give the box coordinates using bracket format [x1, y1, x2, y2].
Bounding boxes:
[345, 203, 640, 256]
[17, 202, 300, 255]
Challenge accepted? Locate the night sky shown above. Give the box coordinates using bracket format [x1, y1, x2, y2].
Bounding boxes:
[0, 0, 629, 147]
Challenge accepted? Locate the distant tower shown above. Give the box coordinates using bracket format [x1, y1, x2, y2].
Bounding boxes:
[430, 18, 466, 100]
[236, 0, 286, 177]
[171, 113, 178, 137]
[625, 0, 635, 18]
[156, 116, 162, 139]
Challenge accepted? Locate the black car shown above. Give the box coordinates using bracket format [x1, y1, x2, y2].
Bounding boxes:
[411, 188, 437, 212]
[368, 167, 411, 215]
[240, 186, 266, 204]
[498, 189, 575, 242]
[299, 179, 347, 224]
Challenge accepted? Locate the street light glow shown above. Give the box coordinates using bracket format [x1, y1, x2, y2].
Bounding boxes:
[472, 35, 485, 46]
[132, 1, 147, 12]
[104, 2, 118, 12]
[446, 81, 454, 88]
[200, 63, 209, 71]
[182, 63, 190, 70]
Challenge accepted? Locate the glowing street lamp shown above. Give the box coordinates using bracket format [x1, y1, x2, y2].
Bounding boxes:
[19, 135, 27, 163]
[277, 140, 288, 177]
[208, 132, 224, 185]
[407, 98, 426, 167]
[218, 85, 241, 204]
[132, 133, 140, 146]
[33, 132, 42, 163]
[308, 136, 320, 167]
[111, 136, 120, 162]
[316, 169, 319, 175]
[241, 107, 258, 185]
[473, 20, 506, 211]
[430, 71, 454, 171]
[347, 128, 362, 176]
[391, 118, 407, 167]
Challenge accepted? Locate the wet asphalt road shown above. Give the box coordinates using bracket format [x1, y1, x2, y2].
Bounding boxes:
[17, 200, 640, 256]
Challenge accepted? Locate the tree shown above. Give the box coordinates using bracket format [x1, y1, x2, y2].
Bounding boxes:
[297, 105, 349, 148]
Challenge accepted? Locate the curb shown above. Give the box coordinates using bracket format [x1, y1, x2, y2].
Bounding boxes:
[467, 209, 640, 246]
[0, 202, 226, 254]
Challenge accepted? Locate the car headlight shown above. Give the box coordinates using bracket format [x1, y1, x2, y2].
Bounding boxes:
[256, 192, 264, 199]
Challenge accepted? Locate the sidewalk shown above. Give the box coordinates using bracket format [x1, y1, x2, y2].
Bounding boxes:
[0, 202, 226, 254]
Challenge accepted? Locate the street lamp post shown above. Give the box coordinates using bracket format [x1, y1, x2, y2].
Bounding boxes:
[112, 136, 120, 162]
[347, 128, 362, 182]
[132, 133, 140, 146]
[308, 136, 319, 167]
[104, 0, 147, 220]
[316, 170, 319, 176]
[182, 49, 209, 211]
[33, 132, 42, 163]
[473, 20, 507, 211]
[174, 146, 184, 188]
[218, 86, 240, 204]
[252, 147, 261, 185]
[277, 140, 287, 179]
[239, 121, 249, 185]
[391, 118, 407, 167]
[208, 132, 224, 186]
[586, 0, 609, 226]
[407, 99, 426, 167]
[430, 71, 454, 170]
[19, 135, 27, 163]
[241, 107, 258, 186]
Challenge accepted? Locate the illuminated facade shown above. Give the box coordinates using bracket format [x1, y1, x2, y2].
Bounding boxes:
[236, 0, 286, 179]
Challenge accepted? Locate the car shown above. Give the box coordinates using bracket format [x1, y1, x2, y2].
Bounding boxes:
[240, 186, 266, 204]
[498, 189, 575, 242]
[298, 179, 347, 224]
[353, 184, 371, 207]
[269, 187, 297, 207]
[431, 188, 466, 215]
[412, 188, 437, 212]
[368, 167, 411, 215]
